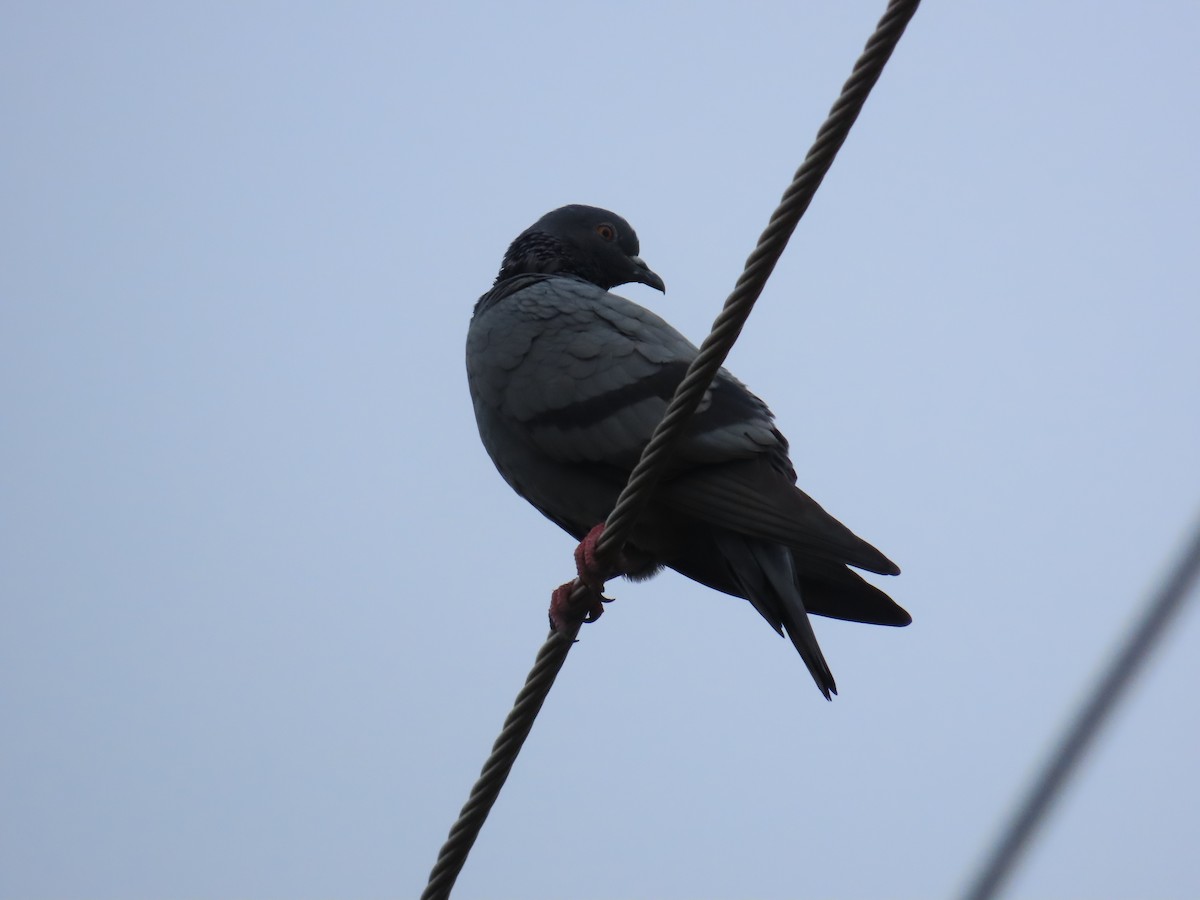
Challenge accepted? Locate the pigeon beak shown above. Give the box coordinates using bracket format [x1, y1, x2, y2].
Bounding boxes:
[629, 256, 666, 293]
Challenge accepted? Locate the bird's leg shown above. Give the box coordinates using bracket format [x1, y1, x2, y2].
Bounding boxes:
[548, 580, 606, 632]
[573, 523, 612, 593]
[548, 523, 615, 633]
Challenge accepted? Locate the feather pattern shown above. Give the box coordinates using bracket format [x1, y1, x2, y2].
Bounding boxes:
[467, 205, 909, 699]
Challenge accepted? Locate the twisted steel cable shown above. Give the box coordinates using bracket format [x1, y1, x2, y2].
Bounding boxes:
[422, 2, 921, 896]
[597, 0, 920, 569]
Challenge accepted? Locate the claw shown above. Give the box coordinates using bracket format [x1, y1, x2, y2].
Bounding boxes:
[547, 523, 619, 633]
[548, 579, 607, 633]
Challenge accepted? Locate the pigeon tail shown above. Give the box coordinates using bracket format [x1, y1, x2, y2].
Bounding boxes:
[713, 532, 837, 700]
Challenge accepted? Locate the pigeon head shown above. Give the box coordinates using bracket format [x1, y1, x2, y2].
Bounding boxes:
[495, 205, 666, 293]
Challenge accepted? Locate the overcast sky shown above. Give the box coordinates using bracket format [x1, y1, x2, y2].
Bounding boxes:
[3, 3, 1198, 898]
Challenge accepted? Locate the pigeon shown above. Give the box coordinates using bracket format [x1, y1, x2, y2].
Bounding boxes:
[466, 204, 909, 699]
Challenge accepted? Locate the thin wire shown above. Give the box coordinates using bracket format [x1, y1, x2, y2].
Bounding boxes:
[961, 514, 1200, 900]
[422, 2, 921, 896]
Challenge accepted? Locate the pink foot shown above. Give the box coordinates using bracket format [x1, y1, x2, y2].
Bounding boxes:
[547, 523, 619, 633]
[574, 523, 610, 592]
[549, 580, 606, 633]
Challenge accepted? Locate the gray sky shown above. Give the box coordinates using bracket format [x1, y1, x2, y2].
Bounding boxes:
[3, 3, 1198, 898]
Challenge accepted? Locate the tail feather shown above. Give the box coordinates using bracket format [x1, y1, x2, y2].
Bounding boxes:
[712, 532, 837, 700]
[797, 558, 912, 626]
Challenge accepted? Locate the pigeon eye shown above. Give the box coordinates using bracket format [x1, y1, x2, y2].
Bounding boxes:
[595, 223, 618, 242]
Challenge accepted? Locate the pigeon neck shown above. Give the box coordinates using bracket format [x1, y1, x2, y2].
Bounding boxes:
[495, 231, 599, 287]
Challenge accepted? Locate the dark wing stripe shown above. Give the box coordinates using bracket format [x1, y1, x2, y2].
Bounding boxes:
[525, 365, 778, 440]
[523, 360, 689, 431]
[689, 377, 772, 434]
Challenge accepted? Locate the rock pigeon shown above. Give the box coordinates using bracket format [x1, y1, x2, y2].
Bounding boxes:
[466, 204, 909, 699]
